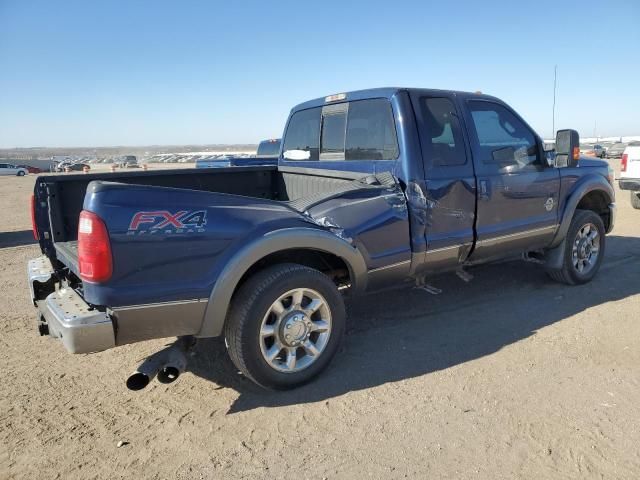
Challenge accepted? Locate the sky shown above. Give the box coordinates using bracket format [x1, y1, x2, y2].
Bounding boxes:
[1, 0, 638, 148]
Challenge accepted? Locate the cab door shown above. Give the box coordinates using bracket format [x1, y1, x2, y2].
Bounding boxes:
[410, 92, 477, 271]
[462, 99, 560, 261]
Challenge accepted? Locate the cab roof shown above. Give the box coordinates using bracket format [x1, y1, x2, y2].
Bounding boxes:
[290, 87, 501, 113]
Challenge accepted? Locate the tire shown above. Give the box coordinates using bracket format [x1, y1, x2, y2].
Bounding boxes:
[631, 192, 640, 210]
[225, 263, 346, 389]
[547, 209, 606, 285]
[17, 171, 25, 176]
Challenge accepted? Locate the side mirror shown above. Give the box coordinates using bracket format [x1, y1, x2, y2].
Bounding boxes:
[555, 129, 580, 168]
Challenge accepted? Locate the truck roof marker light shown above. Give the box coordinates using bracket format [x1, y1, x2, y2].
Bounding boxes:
[325, 93, 346, 103]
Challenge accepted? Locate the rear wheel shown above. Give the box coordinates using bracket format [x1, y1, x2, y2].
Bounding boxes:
[631, 191, 640, 210]
[225, 263, 345, 389]
[547, 209, 605, 285]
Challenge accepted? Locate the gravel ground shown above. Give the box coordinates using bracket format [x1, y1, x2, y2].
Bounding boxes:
[1, 166, 639, 479]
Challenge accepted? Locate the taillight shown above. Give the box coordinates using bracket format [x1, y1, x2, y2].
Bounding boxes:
[30, 194, 39, 240]
[621, 154, 628, 172]
[78, 210, 112, 283]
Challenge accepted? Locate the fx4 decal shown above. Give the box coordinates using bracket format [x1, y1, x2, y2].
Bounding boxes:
[127, 210, 207, 234]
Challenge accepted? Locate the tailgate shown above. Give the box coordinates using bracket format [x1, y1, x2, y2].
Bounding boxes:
[621, 146, 640, 179]
[54, 241, 79, 274]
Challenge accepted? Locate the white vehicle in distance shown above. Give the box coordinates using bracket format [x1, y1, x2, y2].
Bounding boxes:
[619, 142, 640, 209]
[0, 163, 29, 176]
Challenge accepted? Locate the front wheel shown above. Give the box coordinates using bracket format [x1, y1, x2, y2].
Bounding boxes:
[631, 192, 640, 210]
[225, 263, 345, 389]
[547, 209, 605, 285]
[17, 171, 25, 176]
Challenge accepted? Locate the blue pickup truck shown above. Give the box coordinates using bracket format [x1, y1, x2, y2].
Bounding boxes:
[28, 88, 615, 390]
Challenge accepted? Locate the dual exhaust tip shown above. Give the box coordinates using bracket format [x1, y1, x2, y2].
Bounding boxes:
[126, 336, 193, 391]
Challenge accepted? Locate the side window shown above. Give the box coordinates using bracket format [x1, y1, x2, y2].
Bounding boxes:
[419, 97, 466, 166]
[345, 99, 398, 160]
[282, 107, 321, 161]
[467, 100, 539, 168]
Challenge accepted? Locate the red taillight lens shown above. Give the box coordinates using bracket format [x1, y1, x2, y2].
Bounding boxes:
[621, 154, 628, 172]
[78, 210, 112, 283]
[30, 194, 39, 240]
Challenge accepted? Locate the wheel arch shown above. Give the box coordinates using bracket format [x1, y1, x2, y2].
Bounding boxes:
[550, 175, 614, 249]
[197, 228, 367, 338]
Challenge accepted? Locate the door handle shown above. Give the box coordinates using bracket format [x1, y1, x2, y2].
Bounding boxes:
[479, 179, 490, 199]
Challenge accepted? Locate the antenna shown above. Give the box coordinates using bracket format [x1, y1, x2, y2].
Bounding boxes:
[552, 65, 557, 137]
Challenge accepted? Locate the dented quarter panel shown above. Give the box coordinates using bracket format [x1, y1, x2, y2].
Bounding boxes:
[306, 179, 411, 271]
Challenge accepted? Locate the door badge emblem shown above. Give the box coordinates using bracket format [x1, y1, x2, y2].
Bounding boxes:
[544, 197, 554, 211]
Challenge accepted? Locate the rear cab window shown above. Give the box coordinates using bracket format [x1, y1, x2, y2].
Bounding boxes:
[283, 98, 398, 162]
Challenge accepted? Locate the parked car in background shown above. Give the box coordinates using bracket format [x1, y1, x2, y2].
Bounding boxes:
[579, 144, 605, 158]
[619, 142, 640, 209]
[256, 138, 281, 157]
[196, 139, 281, 168]
[592, 144, 606, 158]
[55, 162, 90, 172]
[17, 165, 43, 174]
[118, 156, 139, 168]
[606, 143, 626, 158]
[0, 163, 29, 176]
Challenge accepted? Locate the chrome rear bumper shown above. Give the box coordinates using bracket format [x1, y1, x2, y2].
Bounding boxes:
[28, 255, 115, 354]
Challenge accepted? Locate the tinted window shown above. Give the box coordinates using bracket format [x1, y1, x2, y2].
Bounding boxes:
[420, 97, 466, 166]
[468, 101, 539, 167]
[256, 139, 281, 157]
[346, 99, 398, 160]
[321, 111, 346, 156]
[282, 107, 321, 160]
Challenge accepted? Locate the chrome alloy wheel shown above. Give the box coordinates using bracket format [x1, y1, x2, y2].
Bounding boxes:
[572, 223, 600, 274]
[259, 288, 332, 373]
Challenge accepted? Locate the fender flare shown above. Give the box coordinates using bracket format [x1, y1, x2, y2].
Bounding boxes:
[548, 174, 614, 249]
[196, 227, 368, 338]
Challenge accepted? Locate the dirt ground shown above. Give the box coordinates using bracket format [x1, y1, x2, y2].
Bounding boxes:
[1, 166, 639, 479]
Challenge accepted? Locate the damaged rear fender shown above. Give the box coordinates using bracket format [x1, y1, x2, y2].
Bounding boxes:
[197, 227, 368, 338]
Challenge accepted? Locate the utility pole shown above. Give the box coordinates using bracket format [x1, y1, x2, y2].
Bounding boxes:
[552, 65, 557, 137]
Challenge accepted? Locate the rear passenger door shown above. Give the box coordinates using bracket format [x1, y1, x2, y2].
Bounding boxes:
[462, 99, 560, 261]
[410, 93, 477, 270]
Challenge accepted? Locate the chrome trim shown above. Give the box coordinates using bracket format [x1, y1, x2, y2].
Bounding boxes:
[425, 244, 463, 254]
[367, 259, 411, 274]
[111, 298, 208, 311]
[476, 225, 557, 245]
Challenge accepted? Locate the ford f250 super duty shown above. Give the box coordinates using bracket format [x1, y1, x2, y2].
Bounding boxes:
[27, 88, 616, 390]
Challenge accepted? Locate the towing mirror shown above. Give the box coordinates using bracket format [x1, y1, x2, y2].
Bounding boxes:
[555, 129, 580, 168]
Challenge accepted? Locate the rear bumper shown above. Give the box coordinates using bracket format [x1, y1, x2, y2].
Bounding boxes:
[619, 178, 640, 191]
[28, 255, 207, 353]
[28, 256, 115, 353]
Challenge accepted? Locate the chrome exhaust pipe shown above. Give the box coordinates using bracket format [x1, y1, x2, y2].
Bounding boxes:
[126, 336, 195, 390]
[157, 344, 188, 384]
[126, 354, 163, 391]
